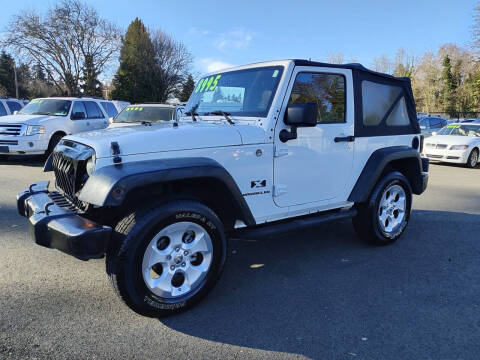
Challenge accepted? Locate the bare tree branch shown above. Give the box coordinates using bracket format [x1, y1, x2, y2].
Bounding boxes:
[1, 0, 121, 95]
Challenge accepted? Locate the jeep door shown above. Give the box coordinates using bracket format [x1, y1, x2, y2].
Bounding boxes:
[273, 66, 354, 207]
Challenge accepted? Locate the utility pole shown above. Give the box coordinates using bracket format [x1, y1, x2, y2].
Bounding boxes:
[13, 58, 19, 99]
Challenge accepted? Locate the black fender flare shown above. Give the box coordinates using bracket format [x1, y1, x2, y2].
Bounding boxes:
[348, 146, 426, 203]
[77, 157, 256, 226]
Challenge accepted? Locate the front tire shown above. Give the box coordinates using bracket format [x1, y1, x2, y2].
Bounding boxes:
[106, 200, 227, 317]
[466, 148, 479, 168]
[352, 171, 412, 245]
[46, 133, 64, 157]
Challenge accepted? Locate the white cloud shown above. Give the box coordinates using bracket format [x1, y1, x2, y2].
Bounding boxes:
[214, 29, 253, 52]
[189, 27, 211, 36]
[199, 58, 235, 73]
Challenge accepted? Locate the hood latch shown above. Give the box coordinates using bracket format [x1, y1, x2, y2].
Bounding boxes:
[111, 142, 122, 164]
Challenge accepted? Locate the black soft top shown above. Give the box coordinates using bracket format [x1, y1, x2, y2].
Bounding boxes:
[292, 59, 419, 137]
[293, 59, 410, 83]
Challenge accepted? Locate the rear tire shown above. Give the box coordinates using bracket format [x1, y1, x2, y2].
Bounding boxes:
[466, 149, 478, 168]
[106, 200, 227, 317]
[352, 171, 412, 245]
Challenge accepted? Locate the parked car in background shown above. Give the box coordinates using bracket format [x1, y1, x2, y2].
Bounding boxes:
[110, 100, 130, 113]
[418, 116, 448, 137]
[0, 97, 114, 158]
[111, 103, 175, 125]
[0, 97, 24, 116]
[458, 118, 480, 123]
[422, 123, 480, 168]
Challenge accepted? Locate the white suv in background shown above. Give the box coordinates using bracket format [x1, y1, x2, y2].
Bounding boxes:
[0, 98, 24, 116]
[0, 97, 115, 158]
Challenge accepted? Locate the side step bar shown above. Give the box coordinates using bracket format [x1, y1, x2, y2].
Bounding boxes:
[231, 208, 357, 239]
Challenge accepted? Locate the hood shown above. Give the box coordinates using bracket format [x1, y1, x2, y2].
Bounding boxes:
[66, 121, 267, 158]
[425, 135, 479, 146]
[0, 114, 55, 125]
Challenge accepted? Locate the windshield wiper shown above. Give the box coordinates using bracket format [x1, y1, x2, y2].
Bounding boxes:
[141, 121, 152, 126]
[185, 111, 198, 122]
[185, 103, 199, 122]
[208, 110, 235, 125]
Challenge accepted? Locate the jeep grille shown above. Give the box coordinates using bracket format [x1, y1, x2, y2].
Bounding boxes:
[52, 151, 89, 211]
[53, 152, 76, 196]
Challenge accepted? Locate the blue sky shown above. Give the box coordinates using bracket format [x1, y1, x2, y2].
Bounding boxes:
[0, 0, 477, 80]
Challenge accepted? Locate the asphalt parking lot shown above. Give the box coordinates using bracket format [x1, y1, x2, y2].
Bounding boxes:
[0, 156, 479, 360]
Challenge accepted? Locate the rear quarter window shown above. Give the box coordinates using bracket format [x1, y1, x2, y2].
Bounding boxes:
[84, 102, 105, 119]
[6, 101, 22, 113]
[107, 103, 118, 117]
[0, 102, 7, 116]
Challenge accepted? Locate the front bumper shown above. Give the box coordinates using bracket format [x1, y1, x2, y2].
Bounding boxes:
[17, 181, 112, 260]
[422, 147, 470, 164]
[0, 135, 49, 154]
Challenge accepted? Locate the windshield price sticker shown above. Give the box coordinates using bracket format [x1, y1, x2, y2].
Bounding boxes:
[195, 75, 221, 93]
[30, 99, 44, 104]
[447, 125, 460, 128]
[126, 107, 143, 111]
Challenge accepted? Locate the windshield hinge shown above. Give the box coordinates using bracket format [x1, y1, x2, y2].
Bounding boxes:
[274, 146, 289, 158]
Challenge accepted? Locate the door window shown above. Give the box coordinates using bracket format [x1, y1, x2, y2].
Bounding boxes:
[84, 101, 105, 119]
[0, 102, 7, 116]
[71, 101, 87, 119]
[288, 72, 346, 123]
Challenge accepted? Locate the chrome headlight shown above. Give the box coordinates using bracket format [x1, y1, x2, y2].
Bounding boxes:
[24, 125, 46, 136]
[86, 155, 96, 176]
[450, 145, 469, 150]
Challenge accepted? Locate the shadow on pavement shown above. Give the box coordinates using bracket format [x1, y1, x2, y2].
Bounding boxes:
[161, 209, 480, 359]
[0, 155, 45, 167]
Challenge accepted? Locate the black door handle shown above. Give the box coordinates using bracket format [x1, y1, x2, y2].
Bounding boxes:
[334, 135, 355, 143]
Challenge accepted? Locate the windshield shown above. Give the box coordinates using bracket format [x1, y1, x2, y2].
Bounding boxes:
[19, 99, 71, 116]
[114, 106, 174, 123]
[437, 124, 480, 137]
[185, 66, 284, 117]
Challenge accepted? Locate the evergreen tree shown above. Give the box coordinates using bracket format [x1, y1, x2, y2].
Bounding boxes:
[179, 74, 195, 102]
[16, 63, 31, 98]
[0, 52, 15, 97]
[80, 54, 103, 97]
[111, 18, 157, 102]
[32, 63, 46, 82]
[441, 55, 457, 117]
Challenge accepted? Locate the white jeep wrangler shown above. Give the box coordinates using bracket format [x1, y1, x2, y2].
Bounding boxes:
[0, 97, 121, 158]
[17, 60, 429, 317]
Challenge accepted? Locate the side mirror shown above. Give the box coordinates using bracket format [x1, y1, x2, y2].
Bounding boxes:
[71, 112, 86, 120]
[280, 103, 318, 142]
[109, 117, 114, 124]
[432, 132, 437, 136]
[13, 111, 18, 115]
